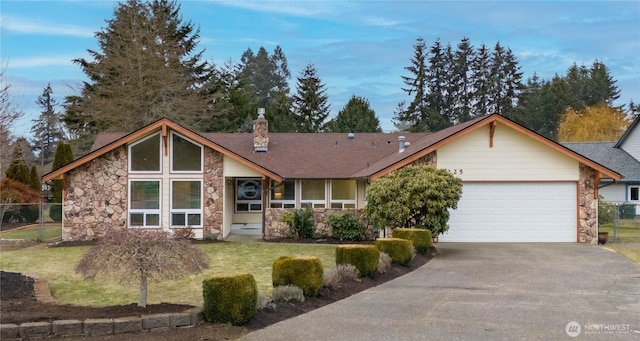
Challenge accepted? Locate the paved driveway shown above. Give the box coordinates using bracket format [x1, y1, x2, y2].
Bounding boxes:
[241, 243, 640, 340]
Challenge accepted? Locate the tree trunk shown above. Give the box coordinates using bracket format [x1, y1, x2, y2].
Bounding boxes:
[138, 271, 147, 308]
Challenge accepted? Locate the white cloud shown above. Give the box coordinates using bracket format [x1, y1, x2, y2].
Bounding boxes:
[1, 15, 94, 37]
[211, 0, 344, 18]
[6, 55, 78, 69]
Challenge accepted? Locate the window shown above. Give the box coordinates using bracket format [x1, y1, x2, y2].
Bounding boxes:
[129, 180, 160, 227]
[631, 186, 639, 201]
[236, 179, 262, 212]
[270, 180, 296, 208]
[301, 179, 325, 208]
[129, 133, 161, 172]
[330, 180, 356, 208]
[171, 133, 202, 172]
[171, 180, 202, 227]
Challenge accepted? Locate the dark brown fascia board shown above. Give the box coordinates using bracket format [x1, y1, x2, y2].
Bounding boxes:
[369, 114, 621, 181]
[42, 118, 283, 183]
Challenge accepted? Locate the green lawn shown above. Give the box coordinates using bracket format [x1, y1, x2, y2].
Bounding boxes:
[0, 242, 337, 307]
[600, 218, 640, 265]
[0, 224, 62, 241]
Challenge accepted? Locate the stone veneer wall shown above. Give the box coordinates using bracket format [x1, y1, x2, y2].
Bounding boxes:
[63, 147, 128, 240]
[264, 208, 375, 240]
[202, 147, 224, 239]
[578, 163, 598, 244]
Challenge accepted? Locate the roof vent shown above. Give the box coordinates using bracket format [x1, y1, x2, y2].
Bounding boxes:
[398, 136, 406, 153]
[348, 133, 354, 140]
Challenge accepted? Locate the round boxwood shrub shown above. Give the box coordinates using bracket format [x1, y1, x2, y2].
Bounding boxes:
[202, 274, 258, 325]
[272, 256, 323, 297]
[392, 228, 432, 254]
[335, 245, 379, 277]
[375, 238, 414, 266]
[327, 212, 366, 241]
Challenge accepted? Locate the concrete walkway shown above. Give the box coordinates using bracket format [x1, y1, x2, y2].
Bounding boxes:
[241, 243, 640, 340]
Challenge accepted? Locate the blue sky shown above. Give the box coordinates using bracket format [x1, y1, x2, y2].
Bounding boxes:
[2, 0, 639, 137]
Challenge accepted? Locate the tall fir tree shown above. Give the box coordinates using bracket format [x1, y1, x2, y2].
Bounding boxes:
[326, 95, 382, 133]
[395, 37, 429, 132]
[471, 43, 492, 117]
[49, 141, 74, 221]
[292, 64, 330, 133]
[426, 39, 453, 130]
[31, 83, 65, 166]
[65, 0, 217, 149]
[451, 37, 474, 123]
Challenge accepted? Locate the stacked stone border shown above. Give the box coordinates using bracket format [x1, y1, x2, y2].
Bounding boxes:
[0, 308, 204, 340]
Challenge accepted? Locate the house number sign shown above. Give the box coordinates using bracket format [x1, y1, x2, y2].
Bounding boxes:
[447, 169, 463, 175]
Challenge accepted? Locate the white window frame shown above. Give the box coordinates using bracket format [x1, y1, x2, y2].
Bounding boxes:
[128, 133, 162, 174]
[170, 132, 203, 174]
[236, 178, 263, 212]
[270, 180, 296, 208]
[330, 179, 357, 209]
[170, 179, 203, 228]
[300, 179, 326, 208]
[128, 179, 161, 228]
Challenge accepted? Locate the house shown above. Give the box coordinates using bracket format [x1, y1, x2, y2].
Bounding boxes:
[43, 113, 620, 244]
[564, 114, 640, 217]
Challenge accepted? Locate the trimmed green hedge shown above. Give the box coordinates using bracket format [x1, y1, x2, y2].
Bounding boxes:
[202, 274, 258, 325]
[272, 256, 323, 297]
[392, 228, 432, 254]
[335, 245, 379, 277]
[375, 238, 414, 266]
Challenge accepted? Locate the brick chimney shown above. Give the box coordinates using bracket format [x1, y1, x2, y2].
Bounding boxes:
[253, 108, 268, 152]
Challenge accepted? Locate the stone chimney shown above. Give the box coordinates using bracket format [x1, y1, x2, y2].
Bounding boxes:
[253, 108, 268, 152]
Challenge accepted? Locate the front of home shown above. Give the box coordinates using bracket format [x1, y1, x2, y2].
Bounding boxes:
[43, 113, 620, 244]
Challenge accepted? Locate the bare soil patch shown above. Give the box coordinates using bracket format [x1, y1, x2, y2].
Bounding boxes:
[1, 241, 434, 340]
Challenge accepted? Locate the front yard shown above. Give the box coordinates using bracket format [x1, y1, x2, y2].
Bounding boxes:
[599, 218, 640, 265]
[0, 242, 337, 307]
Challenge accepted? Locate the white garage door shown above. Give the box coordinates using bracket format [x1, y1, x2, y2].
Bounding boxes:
[440, 182, 577, 242]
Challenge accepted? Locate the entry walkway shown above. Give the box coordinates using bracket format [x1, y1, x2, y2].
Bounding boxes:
[241, 243, 640, 340]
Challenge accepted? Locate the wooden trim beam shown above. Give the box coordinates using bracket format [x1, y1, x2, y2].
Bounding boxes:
[489, 121, 496, 148]
[162, 124, 168, 156]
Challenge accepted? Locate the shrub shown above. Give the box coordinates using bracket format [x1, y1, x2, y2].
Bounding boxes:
[335, 244, 379, 277]
[173, 227, 195, 240]
[272, 285, 305, 302]
[202, 274, 258, 325]
[598, 196, 615, 225]
[375, 238, 414, 266]
[280, 207, 315, 239]
[257, 294, 276, 310]
[327, 212, 366, 241]
[377, 252, 392, 273]
[272, 256, 323, 297]
[323, 264, 360, 289]
[392, 228, 432, 254]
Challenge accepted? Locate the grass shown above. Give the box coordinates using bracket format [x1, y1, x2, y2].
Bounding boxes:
[599, 218, 640, 265]
[0, 224, 62, 241]
[0, 242, 337, 307]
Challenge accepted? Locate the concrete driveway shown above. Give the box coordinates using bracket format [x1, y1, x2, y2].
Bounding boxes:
[241, 243, 640, 340]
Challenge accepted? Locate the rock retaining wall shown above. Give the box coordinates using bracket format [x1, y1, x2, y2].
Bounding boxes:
[264, 208, 375, 240]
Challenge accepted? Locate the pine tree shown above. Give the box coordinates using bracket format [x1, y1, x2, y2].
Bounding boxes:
[450, 37, 474, 123]
[29, 165, 40, 192]
[66, 0, 216, 140]
[471, 44, 492, 117]
[49, 142, 74, 222]
[32, 84, 65, 166]
[5, 143, 31, 186]
[326, 95, 382, 133]
[426, 39, 452, 130]
[292, 64, 330, 133]
[587, 61, 620, 106]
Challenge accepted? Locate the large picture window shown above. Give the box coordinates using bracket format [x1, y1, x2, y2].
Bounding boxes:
[129, 180, 161, 227]
[236, 179, 262, 212]
[330, 180, 356, 208]
[129, 133, 161, 172]
[301, 179, 325, 208]
[171, 180, 202, 227]
[171, 133, 202, 172]
[270, 180, 296, 208]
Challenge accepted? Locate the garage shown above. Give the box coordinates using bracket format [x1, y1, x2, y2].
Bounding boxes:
[440, 182, 577, 242]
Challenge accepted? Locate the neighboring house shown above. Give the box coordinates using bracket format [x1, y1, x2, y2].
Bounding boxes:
[564, 114, 640, 216]
[43, 113, 620, 244]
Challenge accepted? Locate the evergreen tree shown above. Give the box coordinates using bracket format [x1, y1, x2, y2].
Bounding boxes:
[292, 64, 330, 133]
[49, 142, 74, 221]
[66, 0, 216, 141]
[395, 37, 429, 132]
[5, 142, 31, 186]
[587, 61, 620, 106]
[471, 43, 492, 117]
[450, 37, 474, 123]
[29, 165, 40, 192]
[425, 39, 452, 130]
[32, 83, 65, 166]
[326, 95, 382, 133]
